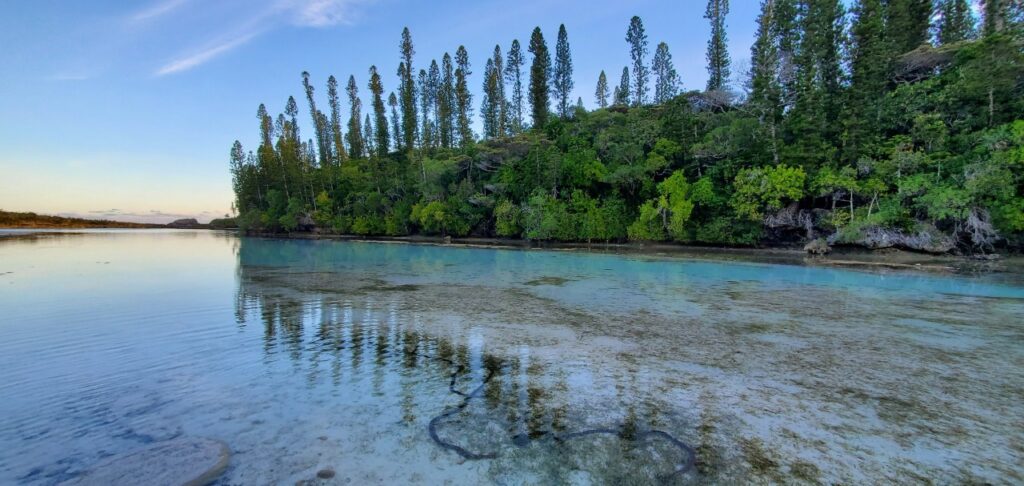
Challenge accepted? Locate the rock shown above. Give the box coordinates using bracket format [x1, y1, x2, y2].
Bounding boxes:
[167, 218, 200, 228]
[316, 468, 336, 479]
[828, 224, 956, 254]
[804, 238, 831, 255]
[61, 437, 230, 486]
[443, 235, 452, 245]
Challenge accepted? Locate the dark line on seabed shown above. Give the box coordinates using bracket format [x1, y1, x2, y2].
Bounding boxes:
[410, 343, 697, 479]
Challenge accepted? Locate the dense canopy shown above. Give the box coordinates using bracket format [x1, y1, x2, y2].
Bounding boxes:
[230, 1, 1024, 253]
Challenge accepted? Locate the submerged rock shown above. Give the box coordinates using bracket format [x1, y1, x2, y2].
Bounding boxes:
[61, 437, 230, 486]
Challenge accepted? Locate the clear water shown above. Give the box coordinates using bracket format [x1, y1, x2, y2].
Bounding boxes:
[1, 230, 1022, 484]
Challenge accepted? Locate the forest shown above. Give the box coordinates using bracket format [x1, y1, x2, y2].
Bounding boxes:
[229, 0, 1024, 254]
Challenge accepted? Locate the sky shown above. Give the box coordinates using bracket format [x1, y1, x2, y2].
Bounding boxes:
[0, 0, 761, 224]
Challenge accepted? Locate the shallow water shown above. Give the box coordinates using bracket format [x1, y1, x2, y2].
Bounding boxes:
[1, 230, 1022, 484]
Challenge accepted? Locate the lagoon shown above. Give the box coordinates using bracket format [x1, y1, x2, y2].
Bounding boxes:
[1, 230, 1022, 484]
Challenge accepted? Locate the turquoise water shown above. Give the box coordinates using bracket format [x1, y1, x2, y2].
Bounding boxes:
[1, 230, 1022, 484]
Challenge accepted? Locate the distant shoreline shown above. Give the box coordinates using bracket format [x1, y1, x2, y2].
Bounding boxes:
[0, 210, 235, 230]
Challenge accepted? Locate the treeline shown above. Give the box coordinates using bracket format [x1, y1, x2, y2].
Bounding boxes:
[230, 0, 1024, 253]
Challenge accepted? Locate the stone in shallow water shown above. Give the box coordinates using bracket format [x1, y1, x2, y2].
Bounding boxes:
[61, 437, 230, 486]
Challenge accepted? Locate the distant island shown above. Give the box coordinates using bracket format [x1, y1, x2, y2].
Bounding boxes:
[0, 210, 237, 230]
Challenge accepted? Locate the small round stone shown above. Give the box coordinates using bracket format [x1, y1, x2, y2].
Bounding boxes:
[316, 468, 336, 479]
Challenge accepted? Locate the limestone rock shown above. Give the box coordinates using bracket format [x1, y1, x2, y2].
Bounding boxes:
[804, 238, 831, 255]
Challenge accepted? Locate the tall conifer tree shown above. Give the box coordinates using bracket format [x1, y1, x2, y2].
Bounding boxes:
[553, 24, 574, 118]
[388, 91, 402, 150]
[937, 0, 977, 44]
[418, 68, 434, 149]
[455, 46, 474, 147]
[595, 70, 610, 108]
[652, 42, 679, 103]
[439, 54, 455, 148]
[505, 40, 525, 133]
[705, 0, 731, 92]
[345, 75, 364, 158]
[528, 27, 551, 128]
[399, 28, 417, 151]
[625, 16, 649, 105]
[492, 45, 508, 136]
[614, 66, 630, 106]
[887, 0, 933, 53]
[847, 0, 889, 159]
[326, 75, 346, 163]
[368, 66, 389, 157]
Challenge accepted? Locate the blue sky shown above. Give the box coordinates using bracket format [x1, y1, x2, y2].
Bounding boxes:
[0, 0, 761, 223]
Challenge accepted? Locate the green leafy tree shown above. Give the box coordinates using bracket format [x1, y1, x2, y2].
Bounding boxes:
[731, 164, 806, 220]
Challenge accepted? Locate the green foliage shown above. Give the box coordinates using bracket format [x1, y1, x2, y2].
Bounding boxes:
[229, 20, 1024, 252]
[731, 165, 806, 221]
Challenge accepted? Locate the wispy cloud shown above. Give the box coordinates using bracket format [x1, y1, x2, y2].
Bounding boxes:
[130, 0, 190, 23]
[155, 32, 260, 76]
[287, 0, 367, 27]
[152, 0, 370, 76]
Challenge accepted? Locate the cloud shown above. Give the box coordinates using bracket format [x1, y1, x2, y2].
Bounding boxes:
[287, 0, 366, 27]
[155, 32, 260, 76]
[152, 0, 370, 76]
[130, 0, 190, 23]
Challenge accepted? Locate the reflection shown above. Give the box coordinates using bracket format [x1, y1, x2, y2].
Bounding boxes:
[233, 238, 698, 482]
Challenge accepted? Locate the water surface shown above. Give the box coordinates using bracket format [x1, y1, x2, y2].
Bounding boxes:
[1, 230, 1022, 484]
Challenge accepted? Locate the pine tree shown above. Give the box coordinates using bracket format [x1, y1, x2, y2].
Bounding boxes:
[368, 66, 389, 157]
[482, 57, 499, 138]
[614, 66, 630, 106]
[652, 42, 679, 104]
[345, 75, 364, 158]
[492, 44, 508, 136]
[595, 70, 610, 108]
[418, 68, 434, 149]
[388, 91, 402, 150]
[427, 60, 441, 147]
[625, 16, 649, 105]
[528, 27, 551, 128]
[937, 0, 977, 44]
[326, 75, 346, 164]
[847, 0, 889, 159]
[363, 114, 375, 157]
[705, 0, 731, 92]
[748, 0, 783, 164]
[887, 0, 932, 53]
[983, 0, 1010, 36]
[439, 53, 455, 148]
[399, 28, 418, 151]
[505, 39, 525, 133]
[455, 46, 474, 147]
[575, 96, 584, 112]
[302, 72, 331, 165]
[553, 24, 574, 118]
